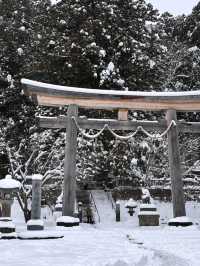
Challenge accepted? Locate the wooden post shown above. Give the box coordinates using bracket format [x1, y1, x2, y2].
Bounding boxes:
[118, 109, 128, 121]
[166, 110, 186, 217]
[63, 104, 78, 216]
[31, 177, 42, 220]
[116, 201, 120, 222]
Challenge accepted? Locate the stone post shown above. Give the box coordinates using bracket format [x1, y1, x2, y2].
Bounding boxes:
[116, 201, 120, 222]
[27, 174, 44, 230]
[166, 110, 186, 217]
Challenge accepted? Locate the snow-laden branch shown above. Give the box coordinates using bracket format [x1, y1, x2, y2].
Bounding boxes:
[42, 169, 63, 186]
[24, 150, 37, 177]
[183, 160, 200, 176]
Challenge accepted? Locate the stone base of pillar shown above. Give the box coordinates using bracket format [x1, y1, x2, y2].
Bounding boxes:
[27, 219, 44, 231]
[168, 216, 193, 227]
[0, 217, 16, 234]
[56, 216, 79, 227]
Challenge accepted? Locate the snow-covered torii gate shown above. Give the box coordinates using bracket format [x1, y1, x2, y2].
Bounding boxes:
[22, 78, 200, 218]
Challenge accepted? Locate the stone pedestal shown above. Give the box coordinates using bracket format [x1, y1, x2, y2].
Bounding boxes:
[0, 217, 15, 233]
[168, 216, 193, 227]
[27, 175, 44, 231]
[27, 219, 44, 231]
[56, 216, 79, 227]
[138, 212, 160, 226]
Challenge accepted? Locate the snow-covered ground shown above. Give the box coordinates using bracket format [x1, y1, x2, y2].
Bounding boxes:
[1, 199, 200, 266]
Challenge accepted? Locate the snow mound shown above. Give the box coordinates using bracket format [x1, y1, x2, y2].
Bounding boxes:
[18, 231, 64, 240]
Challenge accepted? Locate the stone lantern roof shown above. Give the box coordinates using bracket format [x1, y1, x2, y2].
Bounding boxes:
[0, 175, 21, 192]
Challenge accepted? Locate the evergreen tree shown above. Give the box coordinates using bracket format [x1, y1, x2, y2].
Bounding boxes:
[31, 0, 162, 90]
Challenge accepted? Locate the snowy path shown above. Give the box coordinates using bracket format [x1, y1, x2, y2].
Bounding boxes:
[1, 199, 200, 266]
[1, 224, 200, 266]
[91, 190, 115, 223]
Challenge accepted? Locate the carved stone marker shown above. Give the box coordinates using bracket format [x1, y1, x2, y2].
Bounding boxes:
[27, 174, 44, 231]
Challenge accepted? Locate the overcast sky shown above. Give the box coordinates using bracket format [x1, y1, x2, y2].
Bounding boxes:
[51, 0, 199, 15]
[147, 0, 199, 15]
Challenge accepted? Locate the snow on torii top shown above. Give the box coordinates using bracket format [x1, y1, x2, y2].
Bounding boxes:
[21, 78, 200, 111]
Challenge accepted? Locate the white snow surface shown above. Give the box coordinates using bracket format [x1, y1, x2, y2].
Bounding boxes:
[0, 199, 199, 266]
[51, 0, 62, 4]
[91, 190, 115, 223]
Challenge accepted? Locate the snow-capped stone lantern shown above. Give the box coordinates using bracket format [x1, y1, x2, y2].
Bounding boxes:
[125, 198, 137, 216]
[141, 188, 151, 204]
[0, 175, 21, 235]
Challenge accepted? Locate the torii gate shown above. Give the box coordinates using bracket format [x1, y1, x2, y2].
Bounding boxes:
[21, 78, 200, 218]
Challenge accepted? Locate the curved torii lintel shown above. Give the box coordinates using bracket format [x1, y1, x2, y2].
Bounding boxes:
[21, 78, 200, 111]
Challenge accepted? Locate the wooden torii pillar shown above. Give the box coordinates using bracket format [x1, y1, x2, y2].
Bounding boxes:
[21, 78, 200, 218]
[166, 110, 185, 217]
[63, 104, 78, 216]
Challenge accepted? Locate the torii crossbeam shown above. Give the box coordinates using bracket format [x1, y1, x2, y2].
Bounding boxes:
[22, 78, 200, 219]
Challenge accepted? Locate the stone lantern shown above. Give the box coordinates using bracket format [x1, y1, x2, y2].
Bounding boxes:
[125, 198, 137, 216]
[0, 175, 21, 235]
